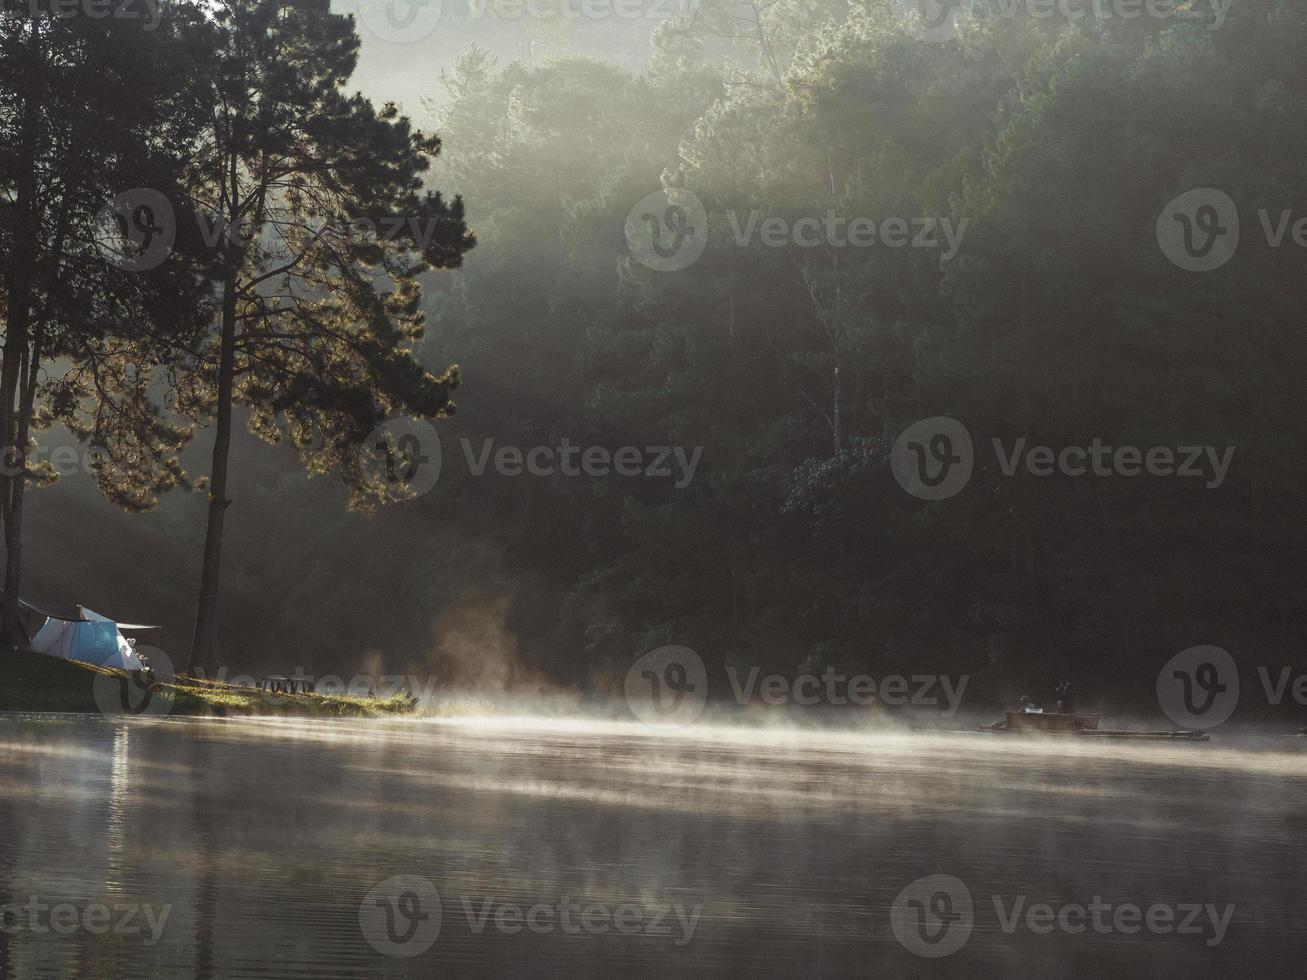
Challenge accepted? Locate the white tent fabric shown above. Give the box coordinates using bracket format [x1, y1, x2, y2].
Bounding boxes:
[77, 605, 158, 631]
[30, 608, 145, 670]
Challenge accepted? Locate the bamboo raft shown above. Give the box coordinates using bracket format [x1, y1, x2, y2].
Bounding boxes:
[980, 711, 1209, 741]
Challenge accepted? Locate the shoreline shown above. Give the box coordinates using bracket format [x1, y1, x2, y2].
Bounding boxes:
[0, 649, 416, 719]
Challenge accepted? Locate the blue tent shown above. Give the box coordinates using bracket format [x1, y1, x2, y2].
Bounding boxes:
[21, 602, 154, 670]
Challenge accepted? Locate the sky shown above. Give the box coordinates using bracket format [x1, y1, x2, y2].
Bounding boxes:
[339, 0, 668, 121]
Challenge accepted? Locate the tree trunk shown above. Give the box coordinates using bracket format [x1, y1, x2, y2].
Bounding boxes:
[187, 268, 239, 676]
[0, 328, 29, 654]
[0, 46, 39, 653]
[2, 335, 43, 654]
[832, 364, 842, 455]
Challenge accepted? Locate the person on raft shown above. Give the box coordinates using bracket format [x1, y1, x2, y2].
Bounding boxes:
[1055, 681, 1076, 715]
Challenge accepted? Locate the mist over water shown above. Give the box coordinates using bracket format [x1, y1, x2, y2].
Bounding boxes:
[2, 2, 1305, 977]
[0, 714, 1302, 976]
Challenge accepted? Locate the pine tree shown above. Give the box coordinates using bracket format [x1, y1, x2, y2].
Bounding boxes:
[176, 0, 475, 674]
[0, 6, 216, 651]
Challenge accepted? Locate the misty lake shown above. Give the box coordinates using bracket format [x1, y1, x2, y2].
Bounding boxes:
[0, 715, 1303, 977]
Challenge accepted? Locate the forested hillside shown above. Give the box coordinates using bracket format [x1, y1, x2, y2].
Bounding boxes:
[24, 1, 1307, 709]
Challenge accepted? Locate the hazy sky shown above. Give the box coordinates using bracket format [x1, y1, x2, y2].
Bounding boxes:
[340, 0, 666, 121]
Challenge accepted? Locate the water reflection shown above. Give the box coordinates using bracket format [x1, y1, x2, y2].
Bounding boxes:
[0, 714, 1302, 976]
[106, 725, 130, 900]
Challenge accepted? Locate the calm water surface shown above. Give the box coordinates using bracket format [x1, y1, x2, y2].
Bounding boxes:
[0, 714, 1303, 977]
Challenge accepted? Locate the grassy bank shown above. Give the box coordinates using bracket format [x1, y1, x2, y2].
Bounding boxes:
[0, 649, 417, 718]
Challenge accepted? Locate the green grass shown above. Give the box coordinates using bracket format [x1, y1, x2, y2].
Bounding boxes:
[0, 649, 417, 718]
